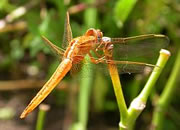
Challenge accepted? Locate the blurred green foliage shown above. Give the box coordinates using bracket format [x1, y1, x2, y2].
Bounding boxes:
[0, 107, 15, 120]
[0, 0, 179, 130]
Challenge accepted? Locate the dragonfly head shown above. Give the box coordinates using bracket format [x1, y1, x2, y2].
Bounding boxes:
[85, 28, 103, 44]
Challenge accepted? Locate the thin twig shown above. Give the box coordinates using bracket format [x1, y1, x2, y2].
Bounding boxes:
[0, 0, 39, 33]
[0, 21, 27, 33]
[0, 79, 67, 91]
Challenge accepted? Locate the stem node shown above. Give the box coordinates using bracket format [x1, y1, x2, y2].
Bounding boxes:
[119, 122, 128, 129]
[130, 98, 146, 111]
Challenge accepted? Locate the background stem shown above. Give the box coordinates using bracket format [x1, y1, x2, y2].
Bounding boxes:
[152, 49, 180, 130]
[36, 104, 50, 130]
[75, 0, 97, 129]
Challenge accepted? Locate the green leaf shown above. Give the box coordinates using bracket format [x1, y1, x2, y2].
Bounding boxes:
[114, 0, 137, 27]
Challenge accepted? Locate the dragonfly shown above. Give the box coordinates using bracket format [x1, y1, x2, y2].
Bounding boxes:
[20, 12, 169, 118]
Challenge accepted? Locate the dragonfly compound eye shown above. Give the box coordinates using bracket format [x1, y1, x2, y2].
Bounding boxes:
[97, 36, 101, 43]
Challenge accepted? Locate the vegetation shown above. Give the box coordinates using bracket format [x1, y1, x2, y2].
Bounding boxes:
[0, 0, 179, 130]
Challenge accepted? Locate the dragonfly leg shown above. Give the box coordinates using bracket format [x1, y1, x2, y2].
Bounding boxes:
[104, 43, 114, 59]
[88, 52, 105, 64]
[95, 42, 103, 52]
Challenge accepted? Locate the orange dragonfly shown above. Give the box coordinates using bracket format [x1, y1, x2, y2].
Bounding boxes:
[20, 12, 169, 118]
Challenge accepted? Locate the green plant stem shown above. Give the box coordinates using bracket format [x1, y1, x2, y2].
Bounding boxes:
[75, 0, 97, 130]
[126, 49, 170, 129]
[36, 104, 50, 130]
[108, 64, 128, 129]
[77, 57, 94, 130]
[109, 49, 170, 130]
[152, 49, 180, 130]
[137, 49, 171, 102]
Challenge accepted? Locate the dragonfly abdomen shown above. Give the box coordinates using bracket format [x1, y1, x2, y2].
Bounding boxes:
[20, 58, 72, 118]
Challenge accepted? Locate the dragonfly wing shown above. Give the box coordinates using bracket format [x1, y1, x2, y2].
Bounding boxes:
[88, 57, 157, 74]
[110, 34, 169, 63]
[105, 60, 157, 74]
[70, 63, 82, 76]
[76, 34, 168, 76]
[42, 36, 65, 59]
[62, 12, 73, 48]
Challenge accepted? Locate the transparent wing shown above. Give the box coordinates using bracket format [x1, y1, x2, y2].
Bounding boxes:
[42, 36, 65, 59]
[94, 34, 169, 74]
[62, 12, 73, 48]
[68, 56, 156, 78]
[70, 63, 82, 76]
[100, 59, 157, 74]
[110, 34, 169, 63]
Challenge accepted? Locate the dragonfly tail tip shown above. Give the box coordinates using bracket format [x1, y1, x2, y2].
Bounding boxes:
[20, 111, 28, 119]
